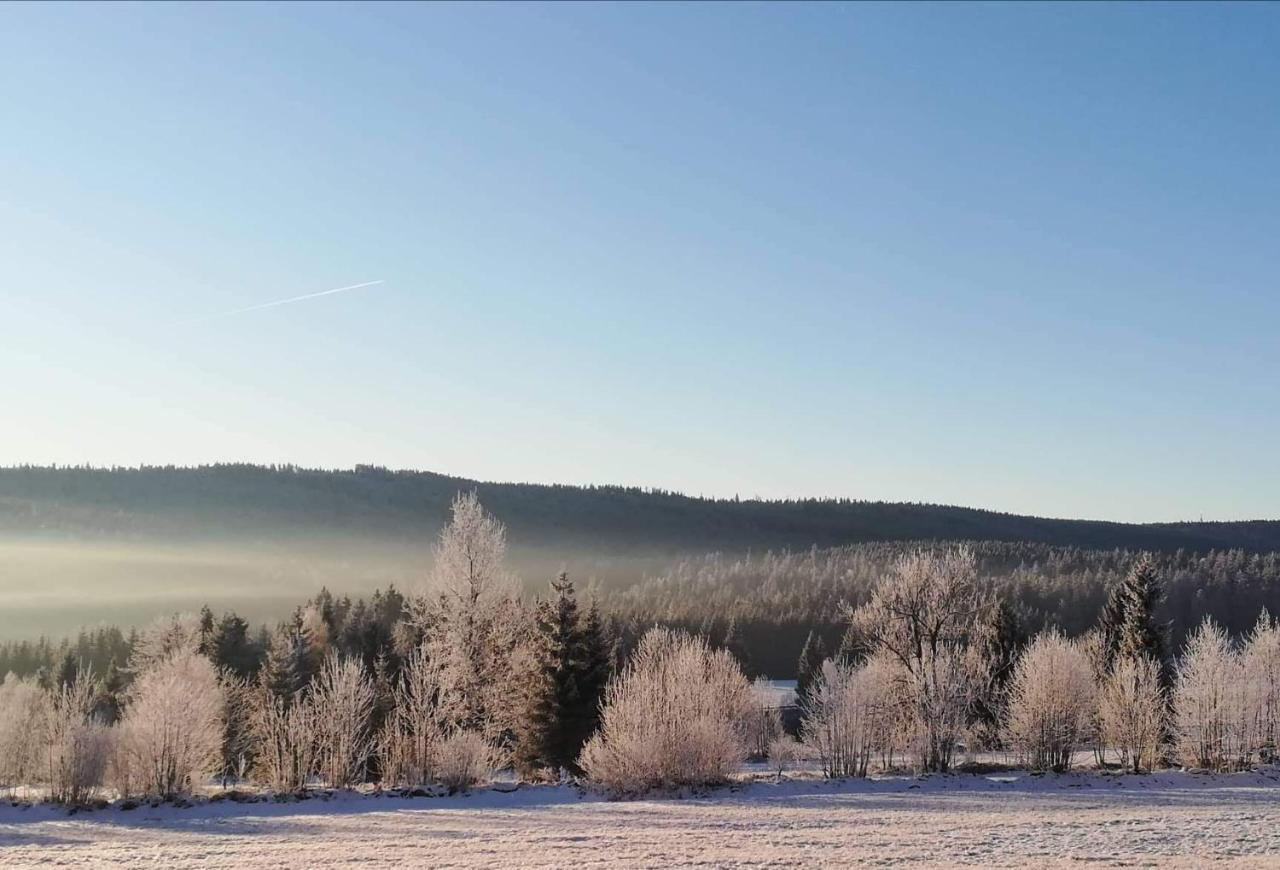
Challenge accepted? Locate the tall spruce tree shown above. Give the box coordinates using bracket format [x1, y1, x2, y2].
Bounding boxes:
[517, 574, 610, 777]
[1097, 580, 1129, 673]
[1116, 555, 1168, 682]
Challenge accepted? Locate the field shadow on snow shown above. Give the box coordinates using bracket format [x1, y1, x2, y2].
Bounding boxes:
[2, 769, 1279, 846]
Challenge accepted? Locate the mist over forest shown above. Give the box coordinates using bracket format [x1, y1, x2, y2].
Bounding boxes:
[3, 464, 1280, 670]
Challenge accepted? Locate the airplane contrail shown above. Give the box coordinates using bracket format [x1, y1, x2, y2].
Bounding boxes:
[175, 280, 386, 324]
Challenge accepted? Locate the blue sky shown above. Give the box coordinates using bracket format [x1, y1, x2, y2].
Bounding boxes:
[1, 2, 1277, 522]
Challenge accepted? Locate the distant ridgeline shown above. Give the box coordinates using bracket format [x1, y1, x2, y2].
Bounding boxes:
[1, 463, 1278, 552]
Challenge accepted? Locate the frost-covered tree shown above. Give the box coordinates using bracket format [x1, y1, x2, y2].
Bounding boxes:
[435, 729, 499, 793]
[130, 613, 203, 675]
[801, 659, 885, 778]
[41, 673, 109, 805]
[310, 654, 375, 789]
[248, 680, 316, 792]
[413, 492, 526, 740]
[379, 643, 447, 787]
[580, 628, 753, 794]
[850, 548, 985, 772]
[1005, 630, 1095, 772]
[0, 675, 46, 793]
[1099, 655, 1165, 773]
[1242, 612, 1280, 762]
[218, 674, 255, 787]
[746, 678, 783, 761]
[767, 734, 804, 780]
[117, 648, 224, 798]
[1174, 618, 1245, 771]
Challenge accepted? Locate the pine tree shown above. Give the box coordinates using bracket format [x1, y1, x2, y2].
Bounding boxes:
[796, 630, 828, 706]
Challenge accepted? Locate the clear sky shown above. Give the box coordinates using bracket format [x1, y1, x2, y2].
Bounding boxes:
[2, 2, 1277, 523]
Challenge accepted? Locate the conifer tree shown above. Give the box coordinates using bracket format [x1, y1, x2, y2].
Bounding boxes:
[198, 605, 216, 656]
[1097, 580, 1129, 673]
[796, 630, 828, 705]
[722, 616, 752, 676]
[836, 624, 869, 667]
[516, 575, 613, 777]
[1117, 556, 1168, 683]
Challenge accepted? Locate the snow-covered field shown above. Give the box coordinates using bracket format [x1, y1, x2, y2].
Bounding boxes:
[3, 770, 1280, 868]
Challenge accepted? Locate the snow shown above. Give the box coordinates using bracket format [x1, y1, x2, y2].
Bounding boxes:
[2, 769, 1280, 868]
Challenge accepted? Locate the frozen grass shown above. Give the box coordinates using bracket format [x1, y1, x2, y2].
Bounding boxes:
[2, 769, 1280, 867]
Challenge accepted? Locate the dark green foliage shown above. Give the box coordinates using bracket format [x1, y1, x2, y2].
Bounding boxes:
[721, 616, 752, 675]
[796, 630, 828, 705]
[836, 623, 868, 667]
[1115, 555, 1169, 681]
[261, 615, 314, 700]
[210, 612, 262, 679]
[198, 605, 216, 656]
[970, 600, 1025, 748]
[516, 575, 611, 777]
[1097, 580, 1129, 673]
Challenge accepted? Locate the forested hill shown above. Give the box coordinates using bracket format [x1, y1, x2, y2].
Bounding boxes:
[1, 464, 1278, 553]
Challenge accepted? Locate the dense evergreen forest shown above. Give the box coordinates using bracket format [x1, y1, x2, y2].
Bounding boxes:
[3, 464, 1279, 551]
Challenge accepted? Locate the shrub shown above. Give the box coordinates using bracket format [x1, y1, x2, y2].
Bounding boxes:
[0, 675, 46, 793]
[379, 644, 447, 787]
[579, 628, 753, 794]
[1241, 612, 1280, 763]
[1005, 630, 1095, 772]
[802, 659, 887, 778]
[436, 730, 498, 792]
[42, 677, 109, 805]
[248, 682, 316, 792]
[746, 678, 783, 761]
[311, 654, 375, 789]
[767, 735, 805, 779]
[1175, 618, 1246, 771]
[117, 649, 225, 798]
[1098, 655, 1164, 773]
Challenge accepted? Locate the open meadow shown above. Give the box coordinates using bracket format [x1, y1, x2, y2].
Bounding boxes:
[3, 770, 1280, 868]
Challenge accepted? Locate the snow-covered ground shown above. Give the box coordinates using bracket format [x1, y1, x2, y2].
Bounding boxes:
[3, 770, 1280, 868]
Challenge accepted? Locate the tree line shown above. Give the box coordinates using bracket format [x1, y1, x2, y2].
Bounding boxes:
[2, 496, 1279, 804]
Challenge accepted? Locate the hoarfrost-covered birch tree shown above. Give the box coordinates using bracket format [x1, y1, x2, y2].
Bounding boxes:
[413, 492, 526, 740]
